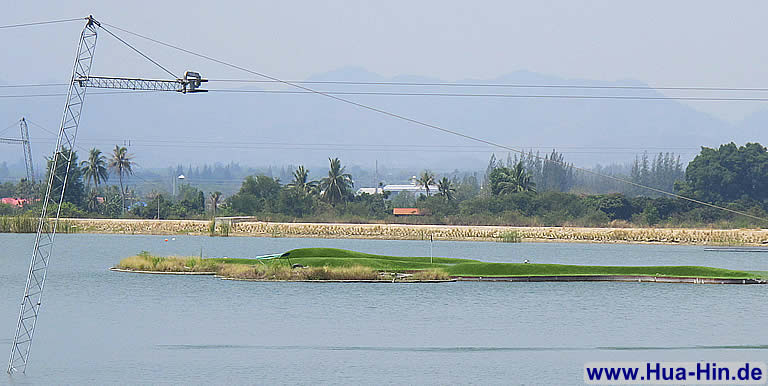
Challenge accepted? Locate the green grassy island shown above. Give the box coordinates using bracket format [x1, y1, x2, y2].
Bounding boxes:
[113, 248, 768, 284]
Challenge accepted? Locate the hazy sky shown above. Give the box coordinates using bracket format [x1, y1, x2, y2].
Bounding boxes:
[4, 1, 768, 122]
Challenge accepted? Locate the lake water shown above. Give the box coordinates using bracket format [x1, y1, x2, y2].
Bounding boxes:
[1, 234, 767, 384]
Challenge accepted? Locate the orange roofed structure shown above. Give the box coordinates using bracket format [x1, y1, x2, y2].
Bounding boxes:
[1, 197, 32, 207]
[393, 208, 427, 216]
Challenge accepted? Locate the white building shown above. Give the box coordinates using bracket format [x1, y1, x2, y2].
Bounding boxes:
[356, 176, 438, 197]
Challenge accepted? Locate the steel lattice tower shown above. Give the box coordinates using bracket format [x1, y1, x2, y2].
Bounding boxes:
[7, 15, 205, 374]
[19, 118, 35, 182]
[7, 16, 99, 374]
[0, 119, 33, 182]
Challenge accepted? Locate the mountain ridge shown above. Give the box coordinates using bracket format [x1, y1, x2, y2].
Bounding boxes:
[1, 68, 765, 170]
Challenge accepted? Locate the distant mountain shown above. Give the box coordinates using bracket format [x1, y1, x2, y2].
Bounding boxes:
[734, 109, 768, 145]
[1, 68, 766, 171]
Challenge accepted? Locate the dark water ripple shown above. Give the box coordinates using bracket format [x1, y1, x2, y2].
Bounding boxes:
[158, 344, 768, 352]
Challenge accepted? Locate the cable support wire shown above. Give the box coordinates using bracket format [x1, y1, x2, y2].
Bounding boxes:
[98, 24, 178, 79]
[20, 138, 704, 152]
[9, 87, 768, 101]
[0, 18, 83, 29]
[19, 142, 702, 155]
[16, 129, 704, 154]
[209, 79, 768, 93]
[14, 127, 705, 150]
[5, 79, 768, 94]
[0, 119, 21, 136]
[203, 89, 768, 102]
[9, 88, 768, 102]
[6, 80, 768, 95]
[0, 174, 217, 183]
[0, 90, 162, 98]
[0, 83, 69, 88]
[26, 119, 169, 192]
[60, 21, 768, 223]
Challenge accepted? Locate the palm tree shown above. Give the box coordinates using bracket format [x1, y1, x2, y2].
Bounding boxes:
[108, 145, 134, 214]
[494, 170, 517, 195]
[288, 165, 318, 194]
[80, 148, 109, 188]
[494, 162, 536, 194]
[85, 188, 101, 213]
[319, 158, 353, 205]
[437, 177, 456, 200]
[510, 161, 536, 192]
[415, 170, 435, 196]
[209, 191, 222, 218]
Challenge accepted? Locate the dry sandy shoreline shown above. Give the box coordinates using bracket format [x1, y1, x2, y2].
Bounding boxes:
[57, 218, 768, 246]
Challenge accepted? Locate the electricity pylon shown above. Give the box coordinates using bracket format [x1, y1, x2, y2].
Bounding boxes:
[7, 15, 206, 374]
[0, 118, 35, 182]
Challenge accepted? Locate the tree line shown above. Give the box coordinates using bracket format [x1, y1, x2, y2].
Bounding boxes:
[2, 142, 767, 228]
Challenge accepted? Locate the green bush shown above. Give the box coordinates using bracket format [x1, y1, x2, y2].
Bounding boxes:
[496, 230, 522, 243]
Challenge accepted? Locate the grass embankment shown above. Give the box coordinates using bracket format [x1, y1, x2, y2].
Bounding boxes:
[280, 248, 759, 279]
[272, 248, 479, 270]
[115, 248, 764, 281]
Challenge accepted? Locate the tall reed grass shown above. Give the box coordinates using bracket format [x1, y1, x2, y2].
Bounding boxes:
[116, 253, 220, 272]
[0, 216, 37, 233]
[0, 216, 78, 234]
[409, 269, 451, 280]
[208, 220, 230, 237]
[67, 218, 768, 245]
[496, 230, 522, 243]
[217, 263, 382, 280]
[116, 253, 390, 280]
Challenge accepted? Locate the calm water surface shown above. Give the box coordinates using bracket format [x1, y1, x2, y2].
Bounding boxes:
[1, 234, 767, 384]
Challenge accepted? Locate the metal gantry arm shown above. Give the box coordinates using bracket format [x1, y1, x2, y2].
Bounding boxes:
[76, 71, 207, 93]
[8, 15, 205, 374]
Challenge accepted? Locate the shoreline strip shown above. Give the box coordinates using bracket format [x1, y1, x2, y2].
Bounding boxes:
[48, 218, 768, 246]
[109, 268, 765, 284]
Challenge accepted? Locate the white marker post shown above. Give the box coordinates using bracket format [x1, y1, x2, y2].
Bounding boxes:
[430, 234, 433, 264]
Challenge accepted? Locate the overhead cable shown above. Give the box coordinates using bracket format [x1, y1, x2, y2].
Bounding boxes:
[81, 21, 768, 222]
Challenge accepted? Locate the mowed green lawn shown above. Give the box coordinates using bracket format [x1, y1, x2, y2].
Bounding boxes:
[210, 248, 478, 270]
[208, 248, 761, 279]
